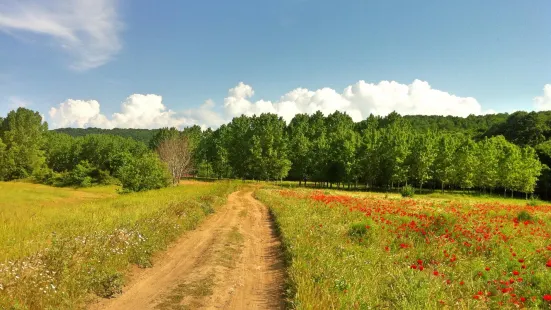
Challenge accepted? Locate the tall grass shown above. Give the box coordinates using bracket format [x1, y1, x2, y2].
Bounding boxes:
[0, 181, 237, 309]
[257, 188, 551, 309]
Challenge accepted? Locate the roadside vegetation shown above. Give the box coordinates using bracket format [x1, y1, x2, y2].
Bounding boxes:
[0, 180, 237, 309]
[257, 187, 551, 309]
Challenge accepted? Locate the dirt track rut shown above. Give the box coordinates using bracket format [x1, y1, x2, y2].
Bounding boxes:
[90, 190, 285, 310]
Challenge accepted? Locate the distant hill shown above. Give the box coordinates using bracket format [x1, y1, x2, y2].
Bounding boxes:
[53, 128, 160, 144]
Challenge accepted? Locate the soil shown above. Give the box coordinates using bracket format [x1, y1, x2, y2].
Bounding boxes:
[89, 190, 285, 310]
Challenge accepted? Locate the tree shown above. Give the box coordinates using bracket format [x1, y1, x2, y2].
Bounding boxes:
[0, 108, 48, 180]
[408, 132, 436, 190]
[474, 137, 501, 192]
[156, 136, 194, 185]
[117, 153, 170, 193]
[226, 116, 253, 179]
[325, 112, 359, 188]
[149, 127, 180, 150]
[498, 142, 522, 197]
[248, 114, 291, 180]
[358, 115, 381, 188]
[517, 146, 542, 197]
[0, 137, 6, 180]
[378, 113, 412, 188]
[453, 138, 478, 190]
[287, 114, 312, 185]
[433, 134, 459, 192]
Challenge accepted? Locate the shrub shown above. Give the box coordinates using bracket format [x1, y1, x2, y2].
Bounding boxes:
[117, 153, 171, 193]
[517, 210, 534, 222]
[348, 222, 369, 238]
[401, 185, 415, 198]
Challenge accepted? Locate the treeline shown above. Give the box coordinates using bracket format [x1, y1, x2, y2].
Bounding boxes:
[0, 108, 170, 192]
[193, 112, 543, 198]
[54, 127, 159, 144]
[2, 107, 550, 198]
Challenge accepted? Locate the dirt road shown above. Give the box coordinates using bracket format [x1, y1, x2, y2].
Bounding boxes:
[90, 190, 285, 310]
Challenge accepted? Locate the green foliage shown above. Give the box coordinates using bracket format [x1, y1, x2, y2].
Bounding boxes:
[0, 108, 48, 180]
[2, 106, 550, 198]
[516, 210, 534, 222]
[117, 153, 171, 193]
[401, 185, 415, 198]
[54, 127, 159, 144]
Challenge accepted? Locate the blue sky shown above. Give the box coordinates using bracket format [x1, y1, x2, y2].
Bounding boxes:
[0, 0, 550, 128]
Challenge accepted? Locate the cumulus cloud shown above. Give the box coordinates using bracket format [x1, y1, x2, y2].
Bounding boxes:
[534, 84, 551, 111]
[0, 0, 122, 70]
[220, 79, 484, 123]
[47, 79, 490, 129]
[48, 95, 192, 129]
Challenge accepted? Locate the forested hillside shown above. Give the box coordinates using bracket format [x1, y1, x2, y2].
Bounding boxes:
[54, 127, 160, 144]
[3, 107, 551, 199]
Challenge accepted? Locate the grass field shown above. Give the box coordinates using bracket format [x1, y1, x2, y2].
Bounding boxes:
[257, 187, 551, 309]
[0, 180, 238, 309]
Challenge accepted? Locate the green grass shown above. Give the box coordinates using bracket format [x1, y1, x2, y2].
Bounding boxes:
[257, 187, 551, 309]
[0, 180, 238, 310]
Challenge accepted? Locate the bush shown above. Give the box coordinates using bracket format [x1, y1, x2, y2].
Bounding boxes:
[517, 210, 534, 222]
[401, 185, 415, 198]
[117, 153, 171, 193]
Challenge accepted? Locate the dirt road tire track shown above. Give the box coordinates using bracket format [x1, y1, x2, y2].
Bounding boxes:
[89, 190, 284, 310]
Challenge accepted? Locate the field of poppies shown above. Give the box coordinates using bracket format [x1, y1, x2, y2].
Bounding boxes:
[256, 188, 551, 309]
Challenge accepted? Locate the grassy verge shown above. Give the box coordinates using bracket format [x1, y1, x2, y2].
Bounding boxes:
[256, 188, 551, 309]
[0, 181, 238, 309]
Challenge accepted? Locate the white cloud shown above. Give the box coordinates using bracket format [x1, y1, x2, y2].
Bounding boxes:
[47, 79, 489, 129]
[219, 79, 485, 124]
[0, 0, 122, 70]
[534, 84, 551, 111]
[48, 95, 192, 129]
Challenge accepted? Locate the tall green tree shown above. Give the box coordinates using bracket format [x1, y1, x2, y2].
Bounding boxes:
[453, 138, 478, 190]
[433, 134, 459, 192]
[0, 108, 48, 179]
[408, 132, 436, 190]
[248, 114, 291, 180]
[287, 114, 312, 184]
[474, 137, 501, 192]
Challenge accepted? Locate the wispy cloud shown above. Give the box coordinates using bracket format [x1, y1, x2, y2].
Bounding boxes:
[0, 0, 122, 70]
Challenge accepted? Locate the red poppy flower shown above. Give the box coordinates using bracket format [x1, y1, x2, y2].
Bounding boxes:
[419, 265, 424, 271]
[546, 260, 551, 268]
[544, 294, 551, 302]
[459, 281, 465, 286]
[417, 259, 423, 265]
[485, 267, 491, 271]
[513, 270, 520, 275]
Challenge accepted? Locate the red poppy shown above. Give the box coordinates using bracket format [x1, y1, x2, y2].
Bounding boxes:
[419, 265, 424, 271]
[546, 259, 551, 268]
[459, 281, 465, 286]
[433, 271, 439, 276]
[513, 270, 520, 275]
[544, 294, 551, 301]
[485, 267, 491, 271]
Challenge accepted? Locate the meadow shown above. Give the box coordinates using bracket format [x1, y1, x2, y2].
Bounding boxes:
[0, 181, 237, 309]
[257, 188, 551, 309]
